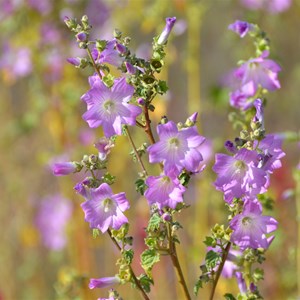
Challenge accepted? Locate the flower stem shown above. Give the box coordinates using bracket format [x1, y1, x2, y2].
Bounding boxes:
[107, 229, 150, 300]
[167, 223, 191, 300]
[209, 242, 231, 300]
[124, 126, 148, 176]
[143, 106, 156, 145]
[86, 46, 102, 80]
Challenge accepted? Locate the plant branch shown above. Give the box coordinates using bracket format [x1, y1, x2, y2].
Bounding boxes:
[209, 242, 231, 300]
[143, 105, 156, 145]
[167, 223, 191, 300]
[107, 229, 150, 300]
[86, 46, 102, 79]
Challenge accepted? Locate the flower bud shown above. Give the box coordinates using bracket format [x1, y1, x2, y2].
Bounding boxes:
[52, 162, 77, 176]
[137, 98, 145, 105]
[157, 17, 176, 45]
[125, 61, 136, 74]
[76, 32, 88, 42]
[115, 42, 127, 55]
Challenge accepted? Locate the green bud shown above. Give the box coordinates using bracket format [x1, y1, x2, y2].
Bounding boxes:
[113, 28, 122, 39]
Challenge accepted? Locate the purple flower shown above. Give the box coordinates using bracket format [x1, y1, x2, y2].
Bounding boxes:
[52, 162, 77, 176]
[252, 98, 264, 126]
[257, 134, 285, 173]
[228, 20, 254, 38]
[144, 171, 186, 209]
[81, 183, 129, 233]
[229, 81, 256, 110]
[94, 137, 115, 160]
[236, 272, 247, 294]
[92, 40, 124, 67]
[235, 51, 281, 93]
[35, 195, 73, 250]
[81, 77, 142, 137]
[148, 121, 205, 175]
[89, 276, 120, 289]
[213, 148, 267, 203]
[157, 17, 177, 45]
[241, 0, 291, 14]
[230, 199, 278, 250]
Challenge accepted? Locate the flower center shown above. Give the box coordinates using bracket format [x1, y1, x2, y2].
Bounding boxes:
[102, 198, 113, 212]
[103, 100, 115, 113]
[234, 160, 246, 173]
[168, 137, 180, 148]
[241, 216, 252, 226]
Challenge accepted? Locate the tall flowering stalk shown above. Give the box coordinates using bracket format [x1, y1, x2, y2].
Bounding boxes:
[195, 20, 285, 299]
[53, 15, 286, 300]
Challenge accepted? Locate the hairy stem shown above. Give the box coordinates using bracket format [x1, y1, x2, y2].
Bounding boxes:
[107, 229, 150, 300]
[143, 106, 156, 145]
[209, 242, 231, 300]
[167, 223, 191, 300]
[86, 46, 102, 79]
[124, 126, 148, 176]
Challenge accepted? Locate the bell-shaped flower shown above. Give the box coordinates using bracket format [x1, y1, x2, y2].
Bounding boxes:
[147, 120, 205, 175]
[81, 183, 129, 233]
[228, 20, 254, 38]
[81, 77, 142, 137]
[230, 199, 278, 250]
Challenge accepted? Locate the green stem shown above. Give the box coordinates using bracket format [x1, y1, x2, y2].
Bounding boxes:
[296, 170, 300, 297]
[167, 223, 191, 300]
[86, 46, 102, 79]
[124, 126, 148, 176]
[107, 229, 150, 300]
[209, 242, 231, 300]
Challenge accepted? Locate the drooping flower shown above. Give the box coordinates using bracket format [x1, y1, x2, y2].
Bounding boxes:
[94, 137, 114, 160]
[234, 51, 281, 93]
[147, 120, 205, 175]
[228, 20, 254, 38]
[92, 40, 124, 67]
[157, 17, 177, 45]
[213, 148, 267, 203]
[230, 199, 278, 250]
[257, 134, 285, 173]
[52, 162, 77, 176]
[81, 77, 142, 137]
[144, 171, 186, 209]
[89, 276, 120, 289]
[35, 195, 73, 250]
[229, 81, 256, 110]
[81, 183, 129, 233]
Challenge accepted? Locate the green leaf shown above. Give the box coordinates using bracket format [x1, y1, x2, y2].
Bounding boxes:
[253, 268, 264, 283]
[123, 249, 134, 265]
[141, 249, 160, 272]
[102, 172, 116, 185]
[135, 178, 147, 195]
[102, 74, 115, 88]
[205, 250, 221, 269]
[194, 279, 203, 295]
[138, 274, 153, 293]
[147, 213, 161, 231]
[156, 80, 168, 94]
[224, 293, 236, 300]
[203, 236, 215, 247]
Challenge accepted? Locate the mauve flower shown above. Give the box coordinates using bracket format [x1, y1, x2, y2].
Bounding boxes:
[235, 51, 281, 93]
[241, 0, 291, 14]
[92, 40, 124, 67]
[213, 148, 267, 203]
[81, 183, 129, 233]
[35, 195, 73, 250]
[229, 81, 256, 110]
[89, 276, 120, 289]
[94, 137, 114, 160]
[228, 20, 254, 38]
[81, 77, 142, 137]
[148, 120, 205, 175]
[52, 162, 77, 176]
[144, 171, 186, 209]
[157, 17, 177, 45]
[236, 272, 247, 294]
[230, 199, 278, 250]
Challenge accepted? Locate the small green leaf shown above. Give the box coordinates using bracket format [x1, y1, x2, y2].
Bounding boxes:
[194, 279, 203, 295]
[138, 274, 153, 293]
[205, 250, 221, 269]
[224, 293, 236, 300]
[147, 213, 161, 231]
[141, 249, 160, 272]
[123, 249, 134, 265]
[135, 178, 147, 195]
[203, 236, 215, 247]
[102, 74, 115, 88]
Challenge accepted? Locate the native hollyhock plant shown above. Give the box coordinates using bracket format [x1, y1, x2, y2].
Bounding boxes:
[144, 171, 186, 209]
[147, 120, 205, 175]
[230, 199, 278, 250]
[213, 148, 267, 203]
[81, 77, 142, 136]
[80, 183, 130, 233]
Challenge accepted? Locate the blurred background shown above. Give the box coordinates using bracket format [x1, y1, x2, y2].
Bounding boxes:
[0, 0, 299, 299]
